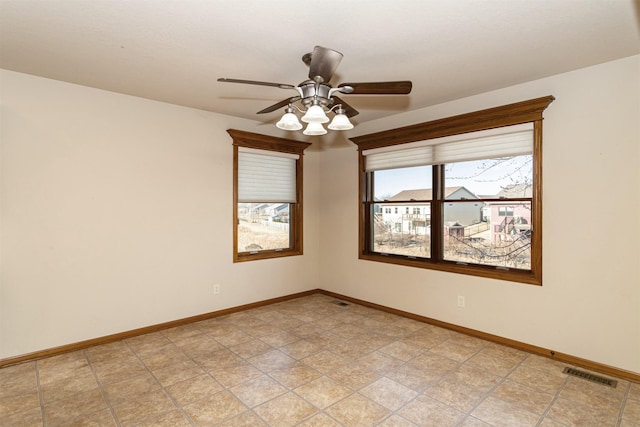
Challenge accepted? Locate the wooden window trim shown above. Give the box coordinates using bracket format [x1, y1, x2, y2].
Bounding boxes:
[228, 129, 311, 263]
[350, 96, 554, 285]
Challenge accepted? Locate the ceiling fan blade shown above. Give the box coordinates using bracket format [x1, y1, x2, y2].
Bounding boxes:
[338, 81, 412, 95]
[256, 97, 301, 114]
[308, 46, 343, 83]
[218, 78, 296, 90]
[332, 96, 359, 118]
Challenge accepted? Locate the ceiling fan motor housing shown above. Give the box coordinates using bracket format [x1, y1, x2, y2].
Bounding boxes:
[298, 82, 332, 107]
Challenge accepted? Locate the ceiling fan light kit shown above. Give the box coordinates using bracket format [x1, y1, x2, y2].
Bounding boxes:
[218, 46, 412, 136]
[302, 121, 327, 136]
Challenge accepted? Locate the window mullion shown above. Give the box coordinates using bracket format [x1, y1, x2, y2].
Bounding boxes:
[432, 164, 444, 262]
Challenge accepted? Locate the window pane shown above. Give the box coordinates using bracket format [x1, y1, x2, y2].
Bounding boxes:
[444, 155, 532, 199]
[372, 203, 430, 258]
[373, 165, 432, 201]
[443, 201, 532, 269]
[237, 203, 290, 252]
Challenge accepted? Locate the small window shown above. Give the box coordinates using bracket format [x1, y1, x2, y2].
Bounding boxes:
[352, 96, 554, 285]
[228, 130, 310, 262]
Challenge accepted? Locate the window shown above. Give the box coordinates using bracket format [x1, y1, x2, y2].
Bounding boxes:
[499, 206, 515, 216]
[351, 96, 554, 285]
[228, 130, 310, 262]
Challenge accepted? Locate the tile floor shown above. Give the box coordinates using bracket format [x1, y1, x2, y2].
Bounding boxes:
[1, 293, 639, 426]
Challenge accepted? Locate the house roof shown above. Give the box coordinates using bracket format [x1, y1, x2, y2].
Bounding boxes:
[1, 1, 637, 127]
[387, 186, 478, 201]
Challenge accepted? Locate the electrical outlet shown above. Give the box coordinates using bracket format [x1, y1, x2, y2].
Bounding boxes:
[457, 295, 465, 308]
[213, 283, 220, 294]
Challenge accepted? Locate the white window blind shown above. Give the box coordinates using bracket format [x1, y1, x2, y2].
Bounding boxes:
[363, 123, 533, 171]
[238, 147, 298, 203]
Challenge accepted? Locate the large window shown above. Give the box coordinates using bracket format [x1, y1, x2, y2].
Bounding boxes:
[228, 130, 310, 262]
[351, 96, 554, 285]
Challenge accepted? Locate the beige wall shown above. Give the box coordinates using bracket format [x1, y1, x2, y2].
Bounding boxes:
[319, 55, 640, 374]
[0, 70, 321, 359]
[2, 55, 639, 375]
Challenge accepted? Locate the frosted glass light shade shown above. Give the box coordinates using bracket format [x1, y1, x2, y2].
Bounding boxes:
[303, 121, 327, 135]
[276, 112, 302, 130]
[301, 105, 329, 123]
[327, 113, 354, 130]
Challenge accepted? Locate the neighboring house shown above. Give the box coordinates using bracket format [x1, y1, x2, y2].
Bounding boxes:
[239, 203, 290, 224]
[379, 186, 483, 236]
[486, 184, 533, 243]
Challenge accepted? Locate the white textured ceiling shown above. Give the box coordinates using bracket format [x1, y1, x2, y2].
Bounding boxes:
[1, 0, 639, 126]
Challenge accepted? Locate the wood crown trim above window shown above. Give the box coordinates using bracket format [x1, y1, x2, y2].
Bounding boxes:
[350, 96, 555, 285]
[227, 129, 310, 155]
[350, 96, 555, 150]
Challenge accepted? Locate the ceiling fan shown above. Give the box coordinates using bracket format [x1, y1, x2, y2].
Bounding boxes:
[218, 46, 412, 135]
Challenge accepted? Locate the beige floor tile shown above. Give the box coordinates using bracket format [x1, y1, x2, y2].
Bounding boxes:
[2, 294, 636, 427]
[491, 379, 555, 415]
[0, 367, 37, 401]
[471, 396, 540, 426]
[217, 410, 268, 426]
[102, 372, 160, 405]
[294, 376, 352, 409]
[357, 351, 405, 374]
[260, 330, 300, 347]
[229, 375, 288, 407]
[360, 376, 418, 411]
[134, 409, 191, 427]
[194, 347, 243, 372]
[138, 346, 191, 371]
[214, 329, 255, 347]
[325, 392, 390, 426]
[378, 341, 425, 361]
[623, 398, 640, 423]
[209, 361, 265, 388]
[253, 392, 318, 426]
[297, 412, 345, 426]
[229, 338, 273, 359]
[458, 416, 493, 426]
[269, 363, 323, 389]
[386, 361, 443, 392]
[508, 363, 568, 395]
[628, 382, 640, 401]
[126, 333, 174, 357]
[467, 348, 524, 377]
[152, 359, 204, 387]
[65, 408, 118, 426]
[447, 364, 502, 393]
[37, 354, 91, 386]
[1, 406, 44, 427]
[397, 394, 465, 427]
[302, 349, 349, 374]
[560, 376, 625, 414]
[328, 362, 382, 391]
[0, 390, 40, 416]
[85, 342, 137, 365]
[43, 388, 109, 426]
[377, 414, 418, 426]
[111, 389, 177, 425]
[426, 377, 486, 412]
[165, 373, 223, 406]
[279, 339, 324, 360]
[248, 348, 297, 372]
[40, 370, 99, 403]
[182, 390, 247, 426]
[546, 396, 620, 426]
[173, 334, 223, 358]
[430, 340, 482, 362]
